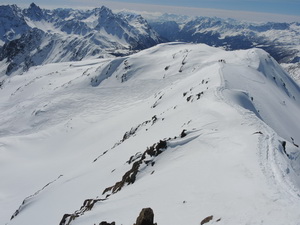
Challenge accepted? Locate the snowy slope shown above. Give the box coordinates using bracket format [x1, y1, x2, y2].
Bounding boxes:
[0, 43, 300, 225]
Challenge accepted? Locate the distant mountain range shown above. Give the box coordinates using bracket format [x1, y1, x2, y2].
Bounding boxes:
[149, 15, 300, 64]
[0, 4, 299, 77]
[0, 3, 162, 75]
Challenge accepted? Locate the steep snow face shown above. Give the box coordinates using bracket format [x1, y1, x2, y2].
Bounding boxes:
[0, 4, 162, 75]
[0, 43, 300, 225]
[221, 49, 300, 141]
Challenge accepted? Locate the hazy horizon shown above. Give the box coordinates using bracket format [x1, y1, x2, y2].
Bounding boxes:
[2, 0, 300, 23]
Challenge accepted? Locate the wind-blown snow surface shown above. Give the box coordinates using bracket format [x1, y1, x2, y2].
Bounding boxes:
[1, 43, 300, 225]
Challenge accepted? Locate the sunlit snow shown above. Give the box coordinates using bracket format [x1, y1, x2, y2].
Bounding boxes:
[0, 43, 300, 225]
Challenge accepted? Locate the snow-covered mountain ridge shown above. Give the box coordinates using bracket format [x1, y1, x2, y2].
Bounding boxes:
[1, 43, 300, 225]
[0, 3, 162, 75]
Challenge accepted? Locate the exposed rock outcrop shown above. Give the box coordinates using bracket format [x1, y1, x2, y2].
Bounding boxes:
[99, 222, 115, 225]
[134, 208, 157, 225]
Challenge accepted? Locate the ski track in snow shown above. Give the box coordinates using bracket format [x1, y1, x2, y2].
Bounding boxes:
[217, 57, 300, 202]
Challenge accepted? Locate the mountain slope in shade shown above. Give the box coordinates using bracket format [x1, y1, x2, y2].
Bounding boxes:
[0, 4, 30, 45]
[0, 43, 300, 225]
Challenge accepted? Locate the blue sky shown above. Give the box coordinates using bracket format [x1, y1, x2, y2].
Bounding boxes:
[2, 0, 300, 22]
